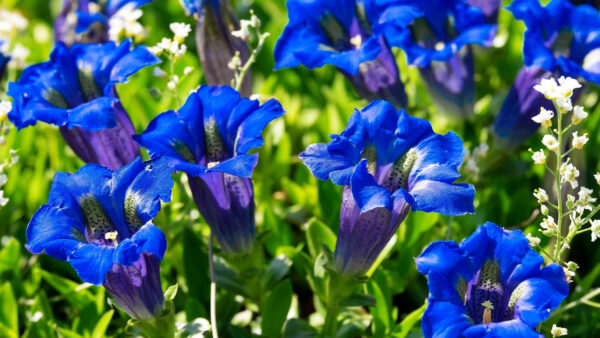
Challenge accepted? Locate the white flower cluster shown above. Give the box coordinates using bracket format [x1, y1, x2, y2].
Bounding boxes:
[0, 101, 19, 208]
[551, 324, 568, 337]
[232, 13, 261, 41]
[0, 9, 30, 70]
[108, 3, 146, 42]
[462, 143, 489, 176]
[150, 22, 191, 58]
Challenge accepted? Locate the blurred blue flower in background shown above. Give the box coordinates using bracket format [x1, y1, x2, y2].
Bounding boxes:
[300, 100, 475, 277]
[0, 44, 9, 80]
[8, 39, 159, 170]
[382, 0, 497, 117]
[416, 222, 569, 338]
[274, 0, 421, 108]
[26, 157, 173, 320]
[135, 86, 285, 254]
[55, 0, 151, 45]
[494, 0, 600, 147]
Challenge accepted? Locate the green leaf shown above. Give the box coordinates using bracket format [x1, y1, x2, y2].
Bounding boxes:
[338, 293, 376, 307]
[367, 280, 391, 338]
[164, 284, 179, 301]
[0, 237, 21, 273]
[91, 310, 114, 338]
[177, 318, 211, 338]
[0, 282, 18, 338]
[283, 318, 318, 338]
[261, 254, 293, 291]
[261, 279, 293, 338]
[366, 235, 397, 278]
[305, 218, 337, 259]
[183, 227, 210, 303]
[391, 303, 427, 338]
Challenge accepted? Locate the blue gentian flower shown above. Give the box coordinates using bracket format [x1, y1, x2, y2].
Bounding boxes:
[300, 100, 475, 277]
[381, 0, 497, 117]
[494, 0, 597, 147]
[135, 86, 285, 254]
[8, 39, 159, 170]
[416, 222, 569, 338]
[26, 157, 174, 320]
[179, 0, 251, 96]
[55, 0, 151, 45]
[274, 0, 422, 108]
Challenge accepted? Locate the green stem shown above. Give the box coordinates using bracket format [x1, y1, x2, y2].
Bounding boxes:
[168, 54, 181, 107]
[131, 304, 176, 338]
[208, 232, 219, 338]
[234, 33, 269, 92]
[553, 102, 565, 263]
[323, 306, 341, 337]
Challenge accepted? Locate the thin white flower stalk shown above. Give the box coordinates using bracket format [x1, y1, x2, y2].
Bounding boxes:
[150, 22, 193, 105]
[229, 11, 269, 92]
[530, 76, 600, 268]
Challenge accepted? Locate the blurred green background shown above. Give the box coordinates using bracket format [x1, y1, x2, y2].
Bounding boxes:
[1, 0, 600, 337]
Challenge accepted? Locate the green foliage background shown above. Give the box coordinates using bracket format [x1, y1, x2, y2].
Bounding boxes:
[1, 0, 600, 336]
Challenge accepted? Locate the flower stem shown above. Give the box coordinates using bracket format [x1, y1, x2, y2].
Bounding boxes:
[553, 101, 565, 263]
[209, 232, 219, 338]
[233, 32, 269, 93]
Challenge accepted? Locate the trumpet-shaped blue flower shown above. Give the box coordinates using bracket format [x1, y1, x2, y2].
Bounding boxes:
[55, 0, 151, 45]
[135, 86, 285, 254]
[416, 222, 569, 338]
[8, 39, 159, 170]
[300, 100, 475, 277]
[26, 157, 174, 320]
[179, 0, 252, 96]
[274, 0, 421, 108]
[494, 0, 597, 146]
[381, 0, 497, 117]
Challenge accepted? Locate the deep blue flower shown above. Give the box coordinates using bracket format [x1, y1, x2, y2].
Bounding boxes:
[135, 86, 285, 254]
[274, 0, 422, 108]
[494, 0, 597, 147]
[380, 0, 497, 117]
[26, 157, 174, 320]
[55, 0, 151, 45]
[300, 100, 475, 277]
[8, 39, 159, 170]
[179, 0, 251, 96]
[416, 222, 569, 338]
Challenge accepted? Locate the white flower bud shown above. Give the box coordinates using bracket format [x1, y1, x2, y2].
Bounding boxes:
[542, 134, 559, 152]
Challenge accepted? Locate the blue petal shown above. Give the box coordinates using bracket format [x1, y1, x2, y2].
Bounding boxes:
[207, 154, 258, 178]
[463, 320, 542, 338]
[114, 223, 167, 266]
[75, 11, 107, 33]
[514, 264, 569, 327]
[125, 157, 174, 223]
[421, 300, 472, 338]
[26, 206, 85, 261]
[63, 97, 119, 130]
[68, 243, 116, 285]
[350, 160, 392, 211]
[415, 240, 474, 303]
[106, 0, 152, 16]
[233, 99, 285, 155]
[299, 142, 360, 185]
[408, 180, 475, 215]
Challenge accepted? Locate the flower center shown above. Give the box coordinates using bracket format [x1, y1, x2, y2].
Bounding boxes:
[381, 149, 418, 192]
[204, 118, 229, 163]
[79, 196, 118, 246]
[173, 139, 196, 163]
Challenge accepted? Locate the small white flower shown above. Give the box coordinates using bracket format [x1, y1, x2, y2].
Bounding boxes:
[532, 107, 554, 128]
[532, 149, 546, 164]
[526, 233, 541, 247]
[560, 162, 580, 189]
[8, 44, 29, 69]
[572, 132, 589, 149]
[153, 67, 166, 78]
[0, 191, 8, 207]
[0, 100, 11, 119]
[155, 38, 172, 53]
[464, 158, 479, 175]
[576, 187, 596, 214]
[232, 20, 252, 41]
[167, 81, 176, 91]
[0, 174, 7, 187]
[474, 143, 489, 158]
[108, 3, 146, 42]
[572, 105, 588, 125]
[541, 204, 549, 216]
[534, 78, 560, 99]
[556, 96, 572, 112]
[172, 75, 179, 83]
[534, 188, 549, 203]
[595, 172, 600, 186]
[591, 220, 600, 242]
[558, 76, 581, 97]
[541, 216, 557, 231]
[184, 66, 193, 76]
[542, 134, 559, 151]
[170, 22, 191, 42]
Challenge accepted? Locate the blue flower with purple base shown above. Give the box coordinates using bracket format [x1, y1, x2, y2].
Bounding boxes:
[381, 0, 497, 117]
[416, 222, 569, 338]
[135, 86, 285, 254]
[300, 100, 475, 277]
[26, 157, 174, 320]
[8, 39, 159, 170]
[494, 0, 598, 146]
[274, 0, 421, 108]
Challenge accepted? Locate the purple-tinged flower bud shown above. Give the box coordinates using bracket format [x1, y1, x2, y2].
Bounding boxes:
[180, 0, 251, 96]
[467, 0, 502, 23]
